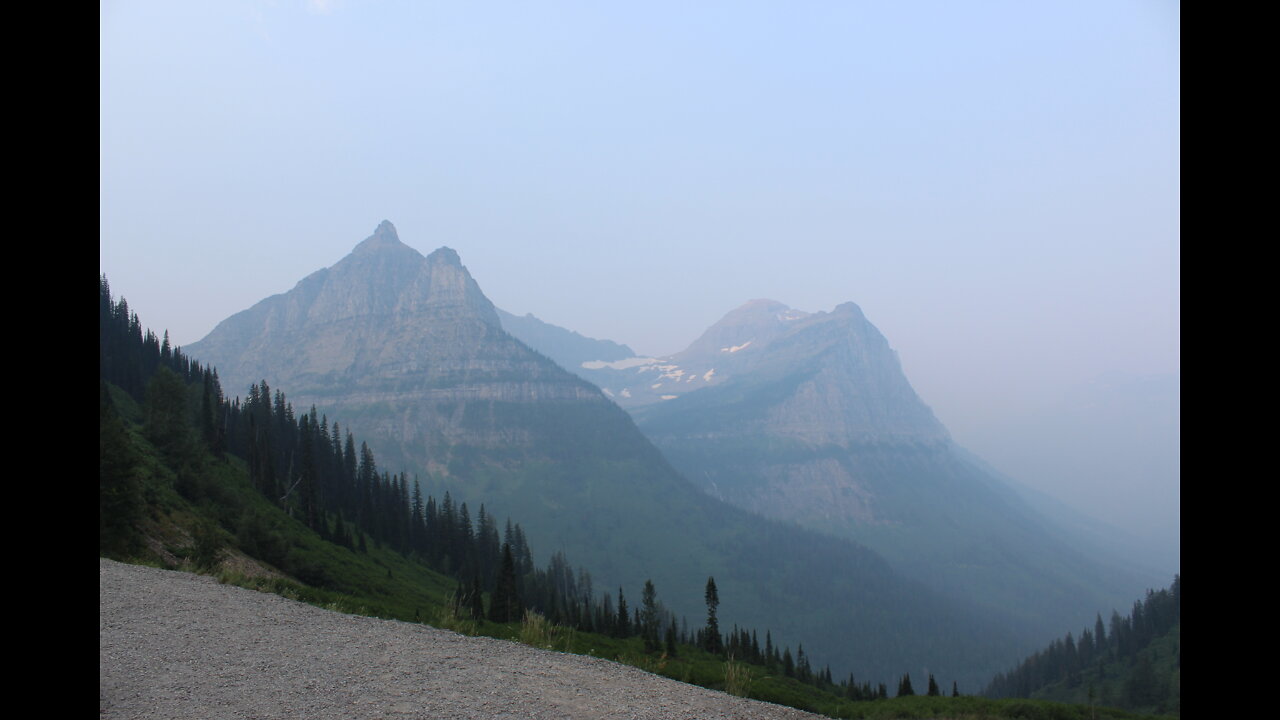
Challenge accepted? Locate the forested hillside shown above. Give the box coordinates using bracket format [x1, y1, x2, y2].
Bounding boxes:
[985, 576, 1180, 715]
[101, 273, 669, 634]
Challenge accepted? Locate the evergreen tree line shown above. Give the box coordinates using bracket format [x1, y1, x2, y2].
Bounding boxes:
[984, 574, 1180, 702]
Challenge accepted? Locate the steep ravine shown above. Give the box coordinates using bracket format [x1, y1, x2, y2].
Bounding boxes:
[99, 560, 823, 720]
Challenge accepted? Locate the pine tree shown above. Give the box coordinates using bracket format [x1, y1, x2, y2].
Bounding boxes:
[641, 580, 660, 652]
[615, 586, 630, 638]
[927, 673, 940, 696]
[488, 542, 521, 623]
[898, 674, 915, 697]
[704, 576, 722, 654]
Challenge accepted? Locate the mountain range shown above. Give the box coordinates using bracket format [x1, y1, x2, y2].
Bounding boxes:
[187, 221, 1159, 686]
[500, 297, 1157, 629]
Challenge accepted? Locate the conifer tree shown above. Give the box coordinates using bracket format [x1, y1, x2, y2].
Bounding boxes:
[927, 673, 940, 696]
[488, 542, 521, 623]
[641, 580, 660, 652]
[704, 576, 722, 654]
[615, 586, 630, 638]
[898, 674, 915, 697]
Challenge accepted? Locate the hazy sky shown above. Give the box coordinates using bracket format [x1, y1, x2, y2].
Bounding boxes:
[101, 1, 1179, 568]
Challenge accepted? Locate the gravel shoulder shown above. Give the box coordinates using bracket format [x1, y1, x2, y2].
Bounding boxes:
[100, 559, 826, 719]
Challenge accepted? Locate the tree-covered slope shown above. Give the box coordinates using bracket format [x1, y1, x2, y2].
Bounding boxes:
[986, 576, 1180, 716]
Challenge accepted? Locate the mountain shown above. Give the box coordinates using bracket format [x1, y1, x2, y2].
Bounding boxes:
[518, 299, 1159, 638]
[497, 308, 636, 375]
[189, 221, 609, 467]
[187, 221, 1029, 688]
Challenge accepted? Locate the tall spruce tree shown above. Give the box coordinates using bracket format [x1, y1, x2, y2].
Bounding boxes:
[488, 542, 521, 623]
[704, 576, 722, 654]
[615, 586, 630, 638]
[898, 674, 915, 697]
[641, 580, 660, 652]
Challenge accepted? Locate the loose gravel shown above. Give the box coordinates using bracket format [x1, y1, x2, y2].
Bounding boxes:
[100, 559, 826, 719]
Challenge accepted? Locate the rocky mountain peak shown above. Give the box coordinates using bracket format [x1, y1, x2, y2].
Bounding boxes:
[427, 246, 463, 267]
[678, 299, 809, 362]
[831, 301, 866, 321]
[352, 220, 408, 254]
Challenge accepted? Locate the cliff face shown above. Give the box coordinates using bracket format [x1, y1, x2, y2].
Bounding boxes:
[186, 221, 608, 462]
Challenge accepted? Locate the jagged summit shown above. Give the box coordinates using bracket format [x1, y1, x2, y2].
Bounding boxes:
[352, 219, 409, 254]
[678, 299, 810, 363]
[831, 301, 866, 320]
[427, 246, 462, 267]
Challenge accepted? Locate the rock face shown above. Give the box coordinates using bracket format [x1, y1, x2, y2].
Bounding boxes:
[188, 221, 608, 466]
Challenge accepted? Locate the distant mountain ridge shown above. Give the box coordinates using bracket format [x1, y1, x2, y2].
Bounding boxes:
[496, 308, 635, 375]
[507, 298, 1159, 637]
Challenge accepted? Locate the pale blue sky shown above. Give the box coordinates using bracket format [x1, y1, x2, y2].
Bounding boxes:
[101, 1, 1178, 566]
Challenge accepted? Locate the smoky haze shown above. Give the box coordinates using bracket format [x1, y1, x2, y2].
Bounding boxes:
[100, 2, 1178, 572]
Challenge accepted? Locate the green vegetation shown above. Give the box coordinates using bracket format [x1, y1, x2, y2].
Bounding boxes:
[986, 577, 1180, 716]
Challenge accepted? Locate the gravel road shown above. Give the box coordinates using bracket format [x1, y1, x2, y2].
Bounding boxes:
[100, 559, 826, 719]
